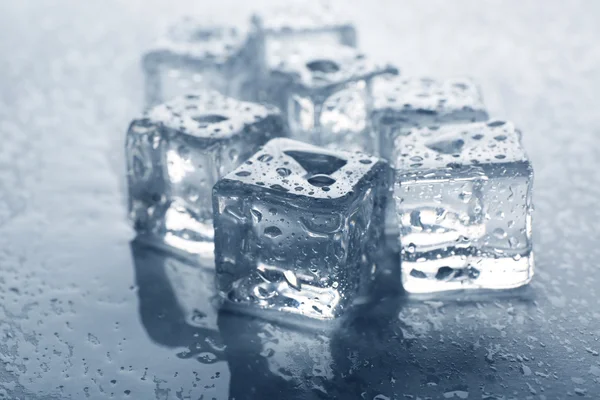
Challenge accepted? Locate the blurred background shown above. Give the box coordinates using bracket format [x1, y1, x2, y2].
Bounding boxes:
[0, 0, 599, 398]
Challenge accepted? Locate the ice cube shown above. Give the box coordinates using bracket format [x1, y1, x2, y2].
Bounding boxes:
[212, 138, 389, 320]
[126, 92, 287, 258]
[262, 43, 397, 153]
[394, 121, 534, 293]
[371, 77, 489, 237]
[252, 0, 357, 55]
[142, 17, 262, 107]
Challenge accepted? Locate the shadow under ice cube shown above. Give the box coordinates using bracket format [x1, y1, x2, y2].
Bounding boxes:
[126, 92, 286, 258]
[370, 76, 489, 238]
[394, 121, 534, 293]
[142, 17, 262, 107]
[264, 43, 397, 153]
[212, 138, 389, 320]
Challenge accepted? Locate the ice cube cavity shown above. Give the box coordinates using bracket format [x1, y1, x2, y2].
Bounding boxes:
[212, 138, 389, 320]
[126, 92, 286, 258]
[394, 121, 534, 293]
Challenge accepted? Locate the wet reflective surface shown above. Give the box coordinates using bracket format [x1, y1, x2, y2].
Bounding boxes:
[1, 0, 600, 398]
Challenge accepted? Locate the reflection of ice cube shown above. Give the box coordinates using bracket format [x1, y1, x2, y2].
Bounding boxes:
[162, 253, 218, 330]
[258, 322, 333, 387]
[126, 92, 286, 258]
[131, 241, 228, 369]
[213, 138, 389, 320]
[394, 121, 534, 293]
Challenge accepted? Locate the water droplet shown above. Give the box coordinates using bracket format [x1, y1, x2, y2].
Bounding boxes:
[193, 114, 228, 127]
[494, 135, 507, 141]
[236, 171, 251, 177]
[186, 186, 199, 202]
[264, 226, 282, 238]
[177, 145, 190, 160]
[493, 228, 507, 239]
[359, 159, 372, 164]
[258, 154, 273, 162]
[270, 184, 288, 191]
[458, 191, 472, 202]
[487, 120, 506, 127]
[276, 167, 291, 177]
[283, 270, 301, 290]
[306, 59, 340, 73]
[307, 174, 336, 187]
[250, 209, 262, 222]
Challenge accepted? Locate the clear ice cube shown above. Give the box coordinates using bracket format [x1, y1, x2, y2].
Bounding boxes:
[212, 138, 389, 320]
[126, 92, 287, 258]
[394, 121, 534, 293]
[262, 43, 397, 153]
[142, 17, 263, 107]
[252, 0, 357, 56]
[371, 77, 489, 236]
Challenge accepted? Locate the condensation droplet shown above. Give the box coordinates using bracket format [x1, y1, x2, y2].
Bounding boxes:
[264, 226, 282, 238]
[276, 167, 291, 177]
[493, 228, 507, 239]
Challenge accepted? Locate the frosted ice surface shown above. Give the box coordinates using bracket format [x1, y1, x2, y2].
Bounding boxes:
[252, 0, 357, 53]
[263, 43, 397, 153]
[212, 138, 389, 320]
[371, 77, 489, 237]
[142, 17, 262, 106]
[126, 92, 286, 258]
[394, 121, 533, 293]
[372, 77, 489, 162]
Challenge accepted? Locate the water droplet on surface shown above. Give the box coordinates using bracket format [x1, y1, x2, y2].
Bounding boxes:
[186, 186, 199, 202]
[493, 228, 507, 239]
[250, 209, 262, 222]
[236, 171, 251, 177]
[258, 154, 273, 162]
[307, 174, 336, 187]
[306, 59, 340, 73]
[276, 167, 291, 177]
[264, 226, 282, 238]
[177, 145, 190, 160]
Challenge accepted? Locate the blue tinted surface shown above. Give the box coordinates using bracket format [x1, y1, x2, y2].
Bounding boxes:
[0, 1, 599, 399]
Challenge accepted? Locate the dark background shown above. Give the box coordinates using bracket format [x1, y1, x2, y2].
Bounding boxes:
[0, 0, 599, 398]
